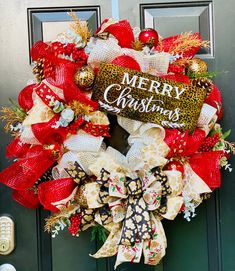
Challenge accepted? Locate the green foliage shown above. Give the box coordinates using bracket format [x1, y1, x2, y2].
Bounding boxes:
[222, 129, 231, 140]
[187, 70, 218, 79]
[9, 98, 27, 118]
[91, 224, 108, 244]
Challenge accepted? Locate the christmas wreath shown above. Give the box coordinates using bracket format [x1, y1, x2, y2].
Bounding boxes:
[0, 13, 234, 268]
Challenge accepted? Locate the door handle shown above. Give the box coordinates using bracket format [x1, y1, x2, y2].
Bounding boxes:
[0, 264, 16, 271]
[0, 216, 15, 255]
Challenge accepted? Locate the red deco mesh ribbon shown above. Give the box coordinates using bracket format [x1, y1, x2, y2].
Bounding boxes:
[6, 137, 30, 159]
[18, 84, 35, 111]
[0, 145, 55, 190]
[30, 41, 52, 61]
[164, 128, 206, 158]
[13, 189, 39, 209]
[82, 122, 110, 137]
[189, 151, 223, 189]
[47, 60, 98, 109]
[164, 129, 223, 189]
[96, 19, 135, 48]
[31, 41, 98, 110]
[38, 178, 76, 212]
[32, 115, 68, 145]
[111, 55, 141, 71]
[155, 32, 202, 58]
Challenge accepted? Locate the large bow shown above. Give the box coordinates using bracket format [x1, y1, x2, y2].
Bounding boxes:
[84, 119, 184, 268]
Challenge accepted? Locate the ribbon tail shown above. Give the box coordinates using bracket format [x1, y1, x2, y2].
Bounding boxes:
[120, 196, 152, 246]
[143, 215, 167, 265]
[90, 226, 122, 259]
[115, 242, 143, 269]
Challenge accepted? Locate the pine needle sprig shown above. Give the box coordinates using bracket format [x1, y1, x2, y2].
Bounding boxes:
[188, 70, 219, 79]
[168, 32, 210, 55]
[0, 99, 26, 133]
[91, 224, 108, 244]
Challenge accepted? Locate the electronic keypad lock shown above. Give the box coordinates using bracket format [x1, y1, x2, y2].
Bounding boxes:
[0, 216, 15, 255]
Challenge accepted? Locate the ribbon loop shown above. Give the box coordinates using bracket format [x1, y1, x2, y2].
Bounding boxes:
[120, 195, 152, 246]
[65, 161, 87, 184]
[126, 177, 142, 196]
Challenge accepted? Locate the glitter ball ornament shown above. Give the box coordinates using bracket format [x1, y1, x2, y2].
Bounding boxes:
[186, 58, 208, 74]
[138, 28, 159, 48]
[74, 66, 95, 89]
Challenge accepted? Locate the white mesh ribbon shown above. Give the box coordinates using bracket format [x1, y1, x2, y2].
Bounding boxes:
[53, 131, 105, 179]
[120, 48, 146, 70]
[87, 38, 122, 69]
[64, 130, 103, 152]
[142, 52, 170, 74]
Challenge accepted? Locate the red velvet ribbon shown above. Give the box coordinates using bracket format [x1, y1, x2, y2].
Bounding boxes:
[38, 178, 76, 212]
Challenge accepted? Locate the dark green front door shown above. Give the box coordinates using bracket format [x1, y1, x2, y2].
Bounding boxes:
[0, 0, 235, 270]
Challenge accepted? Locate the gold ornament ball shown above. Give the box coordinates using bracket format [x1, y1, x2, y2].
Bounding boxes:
[76, 185, 88, 208]
[187, 58, 208, 74]
[74, 66, 95, 89]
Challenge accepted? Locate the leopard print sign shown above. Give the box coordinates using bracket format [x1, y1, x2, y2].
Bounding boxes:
[92, 63, 206, 132]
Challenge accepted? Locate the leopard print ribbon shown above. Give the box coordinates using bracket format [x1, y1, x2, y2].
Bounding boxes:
[65, 161, 87, 184]
[120, 177, 152, 246]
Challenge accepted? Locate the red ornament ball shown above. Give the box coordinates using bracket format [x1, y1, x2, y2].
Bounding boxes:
[164, 161, 184, 175]
[138, 28, 159, 48]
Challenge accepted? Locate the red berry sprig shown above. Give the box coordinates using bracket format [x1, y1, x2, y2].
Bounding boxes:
[68, 213, 81, 237]
[199, 133, 220, 152]
[72, 48, 88, 64]
[168, 63, 185, 74]
[50, 41, 88, 64]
